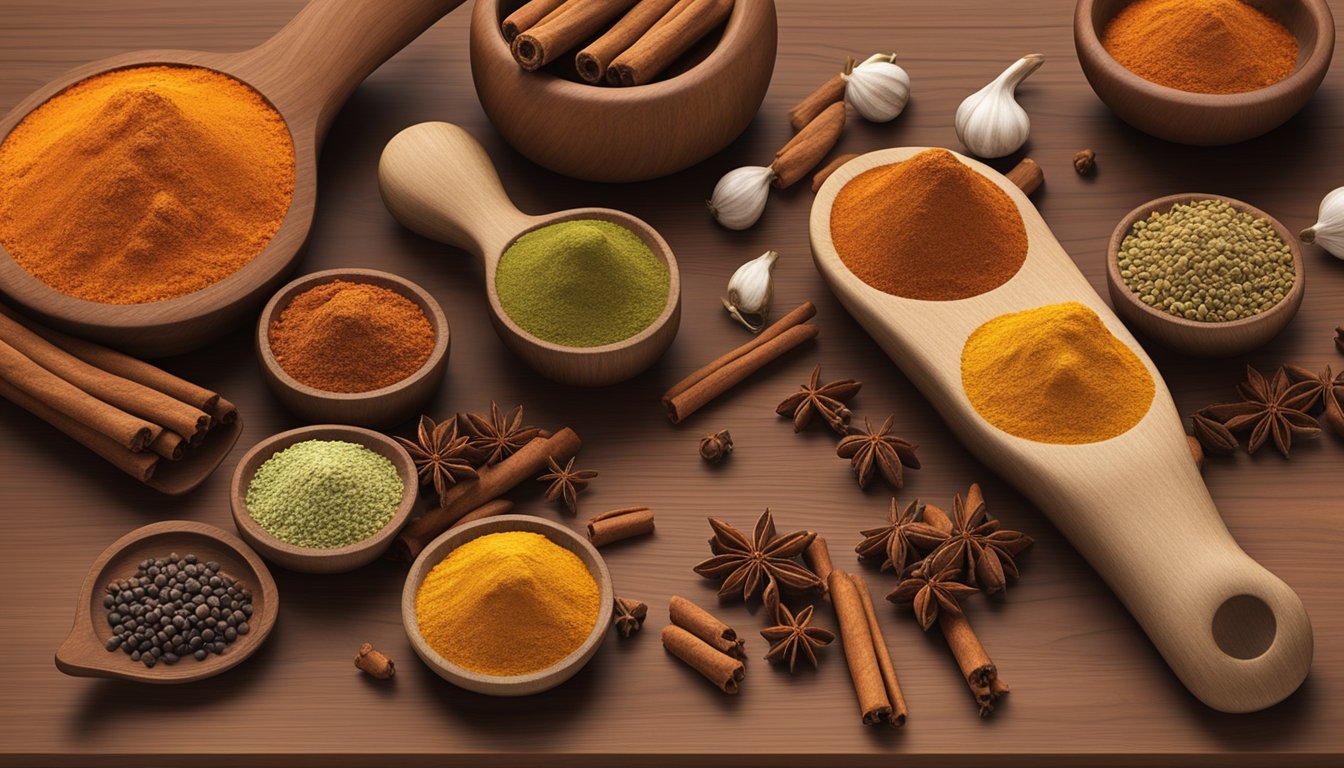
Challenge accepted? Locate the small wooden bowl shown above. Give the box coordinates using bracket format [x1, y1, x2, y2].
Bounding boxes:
[469, 0, 777, 182]
[1074, 0, 1334, 145]
[257, 268, 450, 429]
[401, 514, 614, 696]
[1106, 193, 1306, 357]
[56, 520, 279, 684]
[229, 424, 419, 573]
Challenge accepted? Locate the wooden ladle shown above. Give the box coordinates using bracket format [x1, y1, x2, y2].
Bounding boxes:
[379, 122, 681, 386]
[0, 0, 468, 357]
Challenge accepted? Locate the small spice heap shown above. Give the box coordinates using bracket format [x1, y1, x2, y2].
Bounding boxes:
[1191, 364, 1341, 458]
[268, 280, 435, 394]
[1101, 0, 1297, 95]
[415, 531, 599, 676]
[1118, 199, 1295, 323]
[103, 553, 253, 668]
[495, 219, 669, 348]
[245, 440, 403, 549]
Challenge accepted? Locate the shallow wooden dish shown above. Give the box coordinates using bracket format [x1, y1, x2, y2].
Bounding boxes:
[1074, 0, 1334, 145]
[229, 424, 419, 573]
[257, 268, 450, 428]
[1106, 193, 1305, 357]
[811, 147, 1312, 713]
[470, 0, 776, 182]
[55, 520, 278, 684]
[0, 0, 468, 357]
[402, 514, 614, 696]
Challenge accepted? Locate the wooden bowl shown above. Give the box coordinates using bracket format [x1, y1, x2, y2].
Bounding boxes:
[1074, 0, 1334, 145]
[55, 520, 279, 684]
[469, 0, 777, 182]
[401, 514, 614, 696]
[229, 424, 419, 573]
[257, 268, 450, 428]
[1106, 193, 1305, 357]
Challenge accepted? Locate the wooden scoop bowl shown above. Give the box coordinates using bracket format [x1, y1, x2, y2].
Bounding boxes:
[379, 122, 681, 386]
[0, 0, 468, 358]
[811, 147, 1312, 714]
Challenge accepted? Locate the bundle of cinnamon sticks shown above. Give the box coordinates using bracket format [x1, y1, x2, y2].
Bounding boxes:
[504, 0, 735, 86]
[661, 596, 746, 693]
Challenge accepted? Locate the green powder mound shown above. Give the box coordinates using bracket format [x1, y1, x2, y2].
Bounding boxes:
[494, 219, 670, 348]
[245, 440, 403, 549]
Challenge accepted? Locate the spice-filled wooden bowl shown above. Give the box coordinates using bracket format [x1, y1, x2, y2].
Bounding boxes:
[1106, 193, 1305, 358]
[402, 514, 614, 696]
[229, 425, 419, 573]
[1074, 0, 1334, 145]
[380, 122, 681, 386]
[257, 268, 450, 428]
[469, 0, 776, 182]
[0, 0, 468, 357]
[56, 520, 278, 684]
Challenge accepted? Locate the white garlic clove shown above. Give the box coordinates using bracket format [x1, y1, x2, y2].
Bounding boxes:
[954, 53, 1044, 159]
[1300, 186, 1344, 260]
[707, 166, 775, 230]
[844, 53, 910, 123]
[722, 249, 780, 332]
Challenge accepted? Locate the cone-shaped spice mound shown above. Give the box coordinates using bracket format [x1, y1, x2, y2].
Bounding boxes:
[829, 149, 1027, 301]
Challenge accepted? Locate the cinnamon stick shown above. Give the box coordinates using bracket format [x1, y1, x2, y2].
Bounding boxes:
[939, 610, 1006, 716]
[662, 624, 744, 693]
[210, 397, 238, 427]
[354, 643, 395, 680]
[149, 430, 185, 461]
[449, 499, 515, 530]
[811, 152, 860, 193]
[828, 569, 892, 726]
[512, 0, 641, 71]
[607, 0, 733, 86]
[576, 0, 681, 83]
[586, 506, 655, 546]
[852, 574, 908, 727]
[789, 72, 846, 131]
[501, 0, 570, 42]
[771, 102, 846, 189]
[803, 535, 835, 584]
[1005, 157, 1043, 196]
[662, 302, 818, 423]
[668, 595, 745, 658]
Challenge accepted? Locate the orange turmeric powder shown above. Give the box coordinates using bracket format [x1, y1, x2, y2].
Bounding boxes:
[0, 65, 295, 304]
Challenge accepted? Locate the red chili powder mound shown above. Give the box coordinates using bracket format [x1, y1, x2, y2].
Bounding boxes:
[829, 149, 1028, 301]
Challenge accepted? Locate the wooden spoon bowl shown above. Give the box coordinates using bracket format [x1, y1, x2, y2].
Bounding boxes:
[1106, 193, 1305, 357]
[55, 520, 279, 684]
[379, 122, 681, 386]
[401, 514, 614, 696]
[0, 0, 468, 357]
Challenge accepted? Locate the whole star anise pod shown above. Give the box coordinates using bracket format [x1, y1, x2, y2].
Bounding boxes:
[928, 484, 1032, 596]
[537, 457, 597, 514]
[776, 364, 862, 433]
[693, 509, 821, 611]
[394, 415, 478, 508]
[1219, 366, 1321, 457]
[887, 548, 978, 630]
[761, 603, 834, 672]
[836, 415, 920, 490]
[1189, 411, 1238, 455]
[613, 597, 647, 638]
[461, 402, 544, 465]
[855, 498, 951, 574]
[1286, 364, 1344, 438]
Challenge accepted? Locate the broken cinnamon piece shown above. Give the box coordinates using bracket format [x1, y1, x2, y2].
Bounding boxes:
[790, 72, 847, 131]
[939, 609, 1006, 716]
[1005, 157, 1043, 196]
[586, 506, 655, 546]
[354, 643, 395, 679]
[771, 102, 846, 189]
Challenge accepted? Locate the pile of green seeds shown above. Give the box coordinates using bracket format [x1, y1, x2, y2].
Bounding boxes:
[245, 439, 403, 549]
[1117, 199, 1294, 323]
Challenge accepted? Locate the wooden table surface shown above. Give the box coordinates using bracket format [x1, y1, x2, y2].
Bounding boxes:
[1, 1, 1342, 765]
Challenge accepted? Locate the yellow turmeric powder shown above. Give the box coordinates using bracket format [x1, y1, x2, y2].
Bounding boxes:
[961, 302, 1155, 445]
[415, 531, 599, 676]
[0, 65, 295, 304]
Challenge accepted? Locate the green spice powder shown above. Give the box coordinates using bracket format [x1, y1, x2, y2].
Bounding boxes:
[1118, 199, 1294, 323]
[494, 219, 669, 347]
[245, 439, 403, 549]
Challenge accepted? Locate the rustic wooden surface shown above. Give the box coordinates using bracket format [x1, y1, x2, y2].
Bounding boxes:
[0, 0, 1341, 765]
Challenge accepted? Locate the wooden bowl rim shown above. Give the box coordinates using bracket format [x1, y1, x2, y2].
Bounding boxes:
[257, 268, 451, 401]
[400, 514, 614, 692]
[1104, 192, 1306, 334]
[229, 424, 420, 565]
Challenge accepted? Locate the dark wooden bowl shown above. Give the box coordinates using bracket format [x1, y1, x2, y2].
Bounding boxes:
[1074, 0, 1334, 145]
[257, 268, 450, 428]
[55, 520, 279, 684]
[469, 0, 777, 182]
[1106, 193, 1306, 357]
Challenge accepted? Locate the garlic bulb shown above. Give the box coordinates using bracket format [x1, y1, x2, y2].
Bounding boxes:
[843, 53, 910, 123]
[954, 53, 1044, 158]
[707, 166, 775, 230]
[722, 250, 780, 332]
[1300, 186, 1344, 260]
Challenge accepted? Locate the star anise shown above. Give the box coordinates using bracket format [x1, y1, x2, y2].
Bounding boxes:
[693, 509, 821, 611]
[855, 498, 951, 574]
[1286, 364, 1344, 438]
[836, 415, 920, 490]
[776, 364, 862, 434]
[394, 415, 478, 508]
[761, 603, 834, 672]
[1335, 327, 1343, 356]
[461, 402, 544, 465]
[927, 484, 1033, 596]
[887, 548, 978, 630]
[613, 597, 647, 638]
[1189, 411, 1238, 454]
[1219, 366, 1321, 457]
[537, 457, 597, 514]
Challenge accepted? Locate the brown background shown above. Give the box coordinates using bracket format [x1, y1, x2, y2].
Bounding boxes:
[1, 0, 1342, 765]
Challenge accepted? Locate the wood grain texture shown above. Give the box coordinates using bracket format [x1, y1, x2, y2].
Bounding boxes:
[0, 0, 1342, 764]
